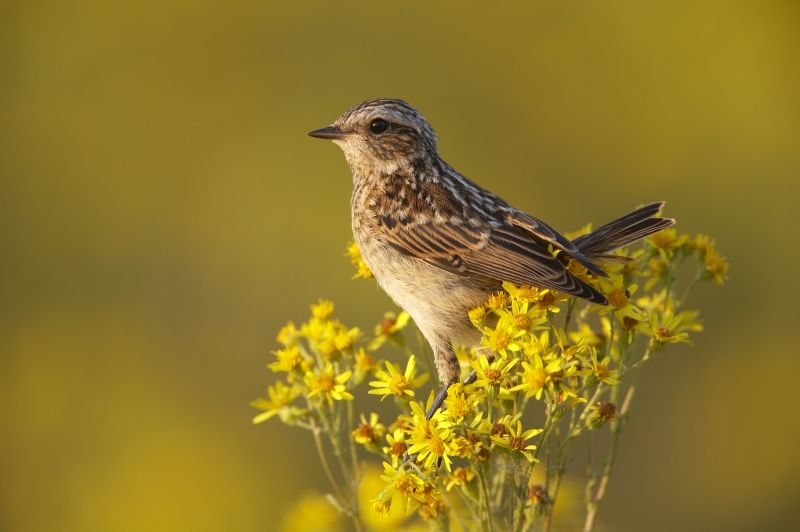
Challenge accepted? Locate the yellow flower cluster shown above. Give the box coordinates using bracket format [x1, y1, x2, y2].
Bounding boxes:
[252, 224, 727, 530]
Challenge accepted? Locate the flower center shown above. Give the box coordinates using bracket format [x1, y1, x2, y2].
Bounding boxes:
[390, 375, 409, 394]
[622, 316, 639, 330]
[491, 423, 509, 437]
[529, 367, 547, 389]
[318, 374, 335, 392]
[354, 424, 375, 442]
[487, 292, 509, 310]
[490, 330, 511, 351]
[429, 436, 445, 456]
[607, 288, 629, 309]
[448, 396, 472, 418]
[509, 436, 527, 452]
[514, 315, 531, 330]
[395, 476, 415, 494]
[390, 442, 407, 456]
[380, 317, 396, 335]
[484, 368, 502, 382]
[539, 292, 555, 307]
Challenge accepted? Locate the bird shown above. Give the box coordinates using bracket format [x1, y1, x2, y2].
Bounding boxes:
[308, 98, 674, 418]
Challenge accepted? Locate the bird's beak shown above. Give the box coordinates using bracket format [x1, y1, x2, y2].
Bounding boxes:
[308, 125, 348, 140]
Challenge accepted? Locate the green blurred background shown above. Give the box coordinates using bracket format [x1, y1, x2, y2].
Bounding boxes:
[1, 1, 798, 530]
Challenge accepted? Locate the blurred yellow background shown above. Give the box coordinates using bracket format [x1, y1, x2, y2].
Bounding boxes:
[1, 1, 798, 531]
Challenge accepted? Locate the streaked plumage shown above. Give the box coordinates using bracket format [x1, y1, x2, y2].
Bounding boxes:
[309, 99, 674, 414]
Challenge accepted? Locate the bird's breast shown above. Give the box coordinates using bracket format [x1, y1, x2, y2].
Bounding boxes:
[351, 218, 488, 348]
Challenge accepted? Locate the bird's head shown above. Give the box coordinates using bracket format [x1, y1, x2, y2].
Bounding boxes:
[309, 99, 438, 177]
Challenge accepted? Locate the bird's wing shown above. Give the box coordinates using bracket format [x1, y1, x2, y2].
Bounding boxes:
[506, 211, 607, 277]
[378, 217, 607, 303]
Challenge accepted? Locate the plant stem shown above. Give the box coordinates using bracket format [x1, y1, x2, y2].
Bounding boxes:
[318, 404, 361, 528]
[311, 426, 347, 507]
[583, 385, 635, 532]
[347, 401, 361, 482]
[477, 466, 495, 532]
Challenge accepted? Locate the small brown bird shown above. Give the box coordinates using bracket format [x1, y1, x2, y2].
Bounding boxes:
[309, 99, 674, 417]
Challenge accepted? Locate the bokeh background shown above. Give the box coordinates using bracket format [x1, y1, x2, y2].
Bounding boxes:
[2, 1, 798, 531]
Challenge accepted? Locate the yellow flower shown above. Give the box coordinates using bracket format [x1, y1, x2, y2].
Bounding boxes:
[311, 299, 335, 320]
[585, 401, 617, 430]
[496, 298, 549, 332]
[481, 318, 525, 356]
[451, 431, 489, 462]
[566, 259, 593, 283]
[368, 311, 411, 351]
[521, 329, 553, 357]
[502, 281, 542, 304]
[445, 467, 476, 491]
[703, 249, 729, 284]
[553, 327, 591, 363]
[345, 240, 374, 279]
[642, 256, 670, 290]
[568, 319, 610, 347]
[469, 354, 518, 396]
[370, 497, 392, 517]
[304, 364, 354, 404]
[443, 383, 481, 423]
[333, 325, 360, 351]
[685, 233, 728, 284]
[485, 291, 510, 311]
[635, 288, 668, 314]
[276, 321, 299, 346]
[597, 273, 644, 321]
[648, 228, 686, 252]
[250, 381, 305, 424]
[368, 355, 428, 400]
[511, 353, 565, 400]
[377, 462, 425, 513]
[304, 318, 359, 360]
[383, 428, 408, 467]
[503, 282, 565, 314]
[687, 233, 714, 254]
[587, 350, 619, 386]
[268, 345, 305, 373]
[489, 417, 542, 462]
[645, 310, 703, 345]
[468, 305, 487, 328]
[352, 413, 386, 452]
[407, 400, 455, 472]
[353, 348, 378, 384]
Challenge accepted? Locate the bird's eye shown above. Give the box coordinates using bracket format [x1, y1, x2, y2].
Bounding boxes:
[369, 118, 390, 134]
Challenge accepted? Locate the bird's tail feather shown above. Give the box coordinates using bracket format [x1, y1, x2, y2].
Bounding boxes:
[574, 202, 675, 259]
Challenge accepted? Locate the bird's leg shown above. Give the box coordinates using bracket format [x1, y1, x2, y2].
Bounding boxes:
[424, 339, 462, 420]
[425, 383, 451, 420]
[424, 344, 497, 419]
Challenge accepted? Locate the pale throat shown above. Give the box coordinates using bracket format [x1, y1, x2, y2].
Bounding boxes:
[337, 143, 410, 183]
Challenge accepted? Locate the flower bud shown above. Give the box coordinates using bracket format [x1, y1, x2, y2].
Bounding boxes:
[585, 401, 617, 430]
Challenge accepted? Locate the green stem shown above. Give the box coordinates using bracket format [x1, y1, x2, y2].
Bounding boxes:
[317, 403, 360, 527]
[346, 401, 361, 482]
[454, 484, 482, 526]
[311, 426, 348, 512]
[677, 268, 702, 309]
[477, 466, 495, 532]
